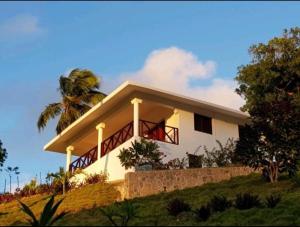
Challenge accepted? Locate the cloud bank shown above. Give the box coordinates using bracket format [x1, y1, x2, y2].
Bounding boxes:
[0, 14, 45, 41]
[119, 47, 244, 110]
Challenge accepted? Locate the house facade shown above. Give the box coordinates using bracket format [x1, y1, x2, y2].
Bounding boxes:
[44, 81, 248, 182]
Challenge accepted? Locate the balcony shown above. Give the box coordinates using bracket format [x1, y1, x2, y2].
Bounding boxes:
[69, 119, 179, 172]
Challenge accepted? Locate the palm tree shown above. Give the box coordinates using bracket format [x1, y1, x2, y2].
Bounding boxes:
[37, 69, 106, 134]
[5, 166, 19, 193]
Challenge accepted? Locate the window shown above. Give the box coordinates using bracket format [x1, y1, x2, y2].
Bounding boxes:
[194, 113, 212, 134]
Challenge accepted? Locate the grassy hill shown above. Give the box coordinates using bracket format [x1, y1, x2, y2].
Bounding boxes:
[1, 173, 300, 226]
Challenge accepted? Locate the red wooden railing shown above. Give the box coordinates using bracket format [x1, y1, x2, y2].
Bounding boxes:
[69, 119, 179, 171]
[101, 121, 134, 157]
[69, 146, 97, 173]
[139, 119, 179, 145]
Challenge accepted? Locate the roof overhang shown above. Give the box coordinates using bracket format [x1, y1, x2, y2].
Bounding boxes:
[44, 81, 249, 153]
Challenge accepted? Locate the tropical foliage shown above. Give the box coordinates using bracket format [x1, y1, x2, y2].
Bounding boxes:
[202, 138, 238, 167]
[118, 139, 164, 170]
[18, 194, 67, 226]
[235, 28, 300, 182]
[37, 68, 106, 134]
[0, 140, 7, 169]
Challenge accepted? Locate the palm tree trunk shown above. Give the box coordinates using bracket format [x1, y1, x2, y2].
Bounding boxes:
[9, 175, 11, 193]
[4, 179, 6, 194]
[17, 176, 19, 189]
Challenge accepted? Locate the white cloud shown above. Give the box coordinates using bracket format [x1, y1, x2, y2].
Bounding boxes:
[0, 14, 45, 41]
[119, 47, 244, 110]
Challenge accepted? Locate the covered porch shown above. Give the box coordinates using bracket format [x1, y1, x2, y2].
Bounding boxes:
[66, 98, 179, 173]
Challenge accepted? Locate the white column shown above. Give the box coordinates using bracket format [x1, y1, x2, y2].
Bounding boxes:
[131, 98, 143, 137]
[66, 145, 74, 172]
[96, 122, 106, 160]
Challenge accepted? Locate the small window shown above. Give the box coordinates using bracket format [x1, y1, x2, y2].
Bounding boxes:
[194, 113, 212, 134]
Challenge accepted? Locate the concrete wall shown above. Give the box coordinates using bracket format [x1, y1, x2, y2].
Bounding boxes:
[123, 167, 255, 199]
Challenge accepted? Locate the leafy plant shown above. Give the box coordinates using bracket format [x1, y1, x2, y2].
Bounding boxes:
[166, 198, 191, 216]
[194, 203, 211, 222]
[202, 138, 237, 168]
[0, 193, 15, 204]
[209, 195, 232, 212]
[165, 158, 188, 169]
[265, 194, 281, 208]
[118, 139, 164, 170]
[85, 172, 108, 185]
[234, 193, 261, 210]
[18, 194, 68, 226]
[99, 200, 139, 226]
[187, 152, 204, 168]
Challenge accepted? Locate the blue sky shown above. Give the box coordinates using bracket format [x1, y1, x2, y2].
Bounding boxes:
[0, 1, 299, 190]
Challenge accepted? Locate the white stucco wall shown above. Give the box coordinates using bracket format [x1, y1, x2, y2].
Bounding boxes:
[73, 109, 240, 183]
[72, 137, 137, 183]
[159, 109, 239, 162]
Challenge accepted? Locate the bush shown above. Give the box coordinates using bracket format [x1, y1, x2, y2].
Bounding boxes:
[118, 139, 164, 170]
[209, 195, 232, 212]
[166, 198, 191, 216]
[202, 138, 238, 167]
[85, 172, 107, 185]
[165, 158, 188, 170]
[0, 193, 15, 204]
[234, 193, 261, 210]
[194, 204, 211, 222]
[99, 200, 139, 226]
[187, 153, 203, 168]
[265, 194, 281, 208]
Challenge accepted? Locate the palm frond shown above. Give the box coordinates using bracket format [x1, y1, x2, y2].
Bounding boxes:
[37, 103, 63, 132]
[79, 91, 107, 106]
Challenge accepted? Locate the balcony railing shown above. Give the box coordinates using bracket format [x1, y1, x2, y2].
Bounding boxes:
[69, 119, 179, 172]
[139, 119, 179, 145]
[101, 121, 134, 157]
[69, 146, 97, 173]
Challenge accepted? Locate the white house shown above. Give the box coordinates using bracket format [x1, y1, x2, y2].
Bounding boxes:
[44, 81, 249, 182]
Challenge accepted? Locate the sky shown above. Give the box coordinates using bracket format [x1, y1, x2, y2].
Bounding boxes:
[0, 1, 300, 191]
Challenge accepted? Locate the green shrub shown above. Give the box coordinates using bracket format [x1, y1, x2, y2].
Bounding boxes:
[166, 198, 191, 216]
[209, 195, 232, 212]
[194, 204, 211, 222]
[85, 172, 108, 185]
[265, 194, 281, 208]
[234, 193, 261, 210]
[99, 200, 139, 226]
[118, 139, 164, 170]
[187, 153, 203, 168]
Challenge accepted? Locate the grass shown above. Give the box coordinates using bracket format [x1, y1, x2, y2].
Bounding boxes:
[1, 173, 300, 226]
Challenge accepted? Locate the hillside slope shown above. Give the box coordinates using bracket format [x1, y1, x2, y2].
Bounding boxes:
[1, 174, 300, 226]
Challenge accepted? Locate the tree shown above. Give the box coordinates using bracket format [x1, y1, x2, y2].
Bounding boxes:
[37, 69, 106, 134]
[0, 140, 7, 169]
[5, 166, 19, 193]
[47, 167, 73, 195]
[235, 28, 300, 183]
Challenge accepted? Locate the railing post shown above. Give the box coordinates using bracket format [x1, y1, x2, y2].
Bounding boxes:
[96, 122, 106, 160]
[66, 145, 74, 172]
[131, 98, 143, 137]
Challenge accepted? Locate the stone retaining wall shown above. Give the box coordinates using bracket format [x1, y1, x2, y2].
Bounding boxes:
[123, 167, 256, 199]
